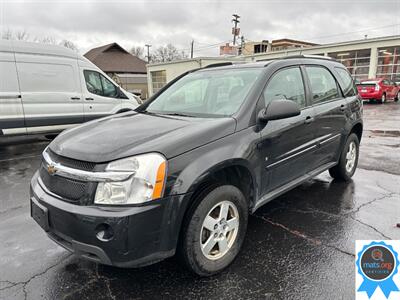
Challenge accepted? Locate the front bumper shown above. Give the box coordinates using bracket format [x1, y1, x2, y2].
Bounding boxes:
[30, 171, 191, 268]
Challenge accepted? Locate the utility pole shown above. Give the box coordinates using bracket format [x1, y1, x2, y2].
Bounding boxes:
[240, 35, 245, 55]
[190, 40, 194, 58]
[232, 14, 240, 46]
[145, 44, 152, 63]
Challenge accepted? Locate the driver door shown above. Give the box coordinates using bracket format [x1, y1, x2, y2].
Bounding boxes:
[81, 69, 122, 121]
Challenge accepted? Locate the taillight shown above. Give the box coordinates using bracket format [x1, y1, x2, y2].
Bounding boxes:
[375, 84, 380, 91]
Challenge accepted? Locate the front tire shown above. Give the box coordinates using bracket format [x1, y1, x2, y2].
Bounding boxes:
[329, 133, 359, 181]
[395, 92, 399, 102]
[179, 185, 248, 276]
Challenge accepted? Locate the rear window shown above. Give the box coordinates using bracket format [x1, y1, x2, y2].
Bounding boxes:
[335, 67, 357, 97]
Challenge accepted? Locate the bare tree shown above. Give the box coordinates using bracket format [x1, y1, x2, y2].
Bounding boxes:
[39, 36, 57, 45]
[15, 30, 29, 41]
[130, 46, 145, 59]
[1, 29, 14, 40]
[151, 44, 188, 63]
[59, 39, 77, 50]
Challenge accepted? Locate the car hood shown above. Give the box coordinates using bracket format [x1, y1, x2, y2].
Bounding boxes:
[49, 112, 237, 163]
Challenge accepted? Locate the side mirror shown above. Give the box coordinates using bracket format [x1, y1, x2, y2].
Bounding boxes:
[258, 99, 301, 122]
[117, 87, 128, 99]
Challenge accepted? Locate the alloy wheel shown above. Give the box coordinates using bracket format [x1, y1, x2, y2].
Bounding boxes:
[345, 141, 357, 173]
[200, 200, 239, 260]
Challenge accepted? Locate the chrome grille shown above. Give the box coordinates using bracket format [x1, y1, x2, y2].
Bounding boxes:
[39, 150, 97, 205]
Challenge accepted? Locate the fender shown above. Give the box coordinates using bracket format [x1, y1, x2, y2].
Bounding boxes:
[165, 126, 262, 208]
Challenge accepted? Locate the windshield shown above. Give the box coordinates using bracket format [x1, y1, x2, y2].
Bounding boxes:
[146, 68, 263, 117]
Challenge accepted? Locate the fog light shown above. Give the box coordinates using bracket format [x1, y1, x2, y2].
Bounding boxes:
[95, 223, 114, 242]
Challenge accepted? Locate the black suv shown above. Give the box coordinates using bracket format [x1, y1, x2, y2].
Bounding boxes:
[30, 56, 362, 276]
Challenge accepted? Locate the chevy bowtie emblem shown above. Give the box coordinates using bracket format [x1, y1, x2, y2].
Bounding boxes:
[47, 164, 57, 175]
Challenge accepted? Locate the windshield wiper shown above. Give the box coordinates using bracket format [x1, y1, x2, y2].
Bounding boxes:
[161, 112, 196, 117]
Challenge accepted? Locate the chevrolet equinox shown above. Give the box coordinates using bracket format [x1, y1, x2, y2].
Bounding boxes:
[31, 56, 363, 276]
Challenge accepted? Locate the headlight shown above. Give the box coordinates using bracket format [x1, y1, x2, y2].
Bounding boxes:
[94, 153, 166, 205]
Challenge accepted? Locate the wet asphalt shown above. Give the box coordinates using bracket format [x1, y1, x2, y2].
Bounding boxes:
[0, 102, 399, 300]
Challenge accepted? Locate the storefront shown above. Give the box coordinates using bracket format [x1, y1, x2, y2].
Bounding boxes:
[147, 35, 400, 96]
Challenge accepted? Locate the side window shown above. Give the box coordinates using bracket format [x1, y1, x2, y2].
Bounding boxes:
[335, 67, 357, 97]
[306, 66, 340, 104]
[382, 79, 389, 86]
[100, 75, 118, 97]
[263, 67, 306, 108]
[84, 70, 103, 96]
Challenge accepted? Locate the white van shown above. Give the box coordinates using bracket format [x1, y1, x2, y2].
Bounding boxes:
[0, 40, 140, 136]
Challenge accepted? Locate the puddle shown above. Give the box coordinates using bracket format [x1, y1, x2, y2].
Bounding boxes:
[367, 130, 400, 137]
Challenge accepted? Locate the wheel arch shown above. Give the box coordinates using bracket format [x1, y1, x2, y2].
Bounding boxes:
[350, 122, 363, 142]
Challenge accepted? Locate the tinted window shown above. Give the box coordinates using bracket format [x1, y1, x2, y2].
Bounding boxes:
[335, 67, 357, 97]
[306, 66, 340, 104]
[263, 67, 306, 108]
[84, 70, 103, 95]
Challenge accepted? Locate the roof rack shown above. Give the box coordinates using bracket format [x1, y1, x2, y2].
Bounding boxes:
[281, 54, 335, 61]
[203, 62, 234, 69]
[202, 61, 247, 69]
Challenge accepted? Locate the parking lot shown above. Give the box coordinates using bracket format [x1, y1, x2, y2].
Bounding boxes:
[0, 102, 399, 300]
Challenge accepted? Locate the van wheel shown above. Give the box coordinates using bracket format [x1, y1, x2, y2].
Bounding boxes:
[329, 133, 359, 181]
[179, 185, 248, 276]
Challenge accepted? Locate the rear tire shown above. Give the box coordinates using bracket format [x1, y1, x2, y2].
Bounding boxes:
[395, 92, 399, 102]
[329, 133, 359, 181]
[179, 185, 248, 276]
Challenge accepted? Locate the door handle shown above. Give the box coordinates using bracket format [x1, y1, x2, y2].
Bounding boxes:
[85, 97, 94, 101]
[70, 97, 80, 100]
[340, 104, 347, 111]
[304, 116, 314, 124]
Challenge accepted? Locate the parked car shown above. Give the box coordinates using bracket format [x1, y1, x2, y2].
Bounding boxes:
[30, 56, 363, 276]
[357, 78, 399, 103]
[0, 40, 140, 136]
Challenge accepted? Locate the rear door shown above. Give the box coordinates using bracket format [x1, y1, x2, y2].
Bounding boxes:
[15, 53, 83, 132]
[259, 66, 316, 193]
[80, 69, 122, 121]
[303, 65, 348, 169]
[0, 48, 25, 135]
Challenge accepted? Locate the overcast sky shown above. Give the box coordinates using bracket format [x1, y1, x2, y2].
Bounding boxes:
[1, 0, 399, 56]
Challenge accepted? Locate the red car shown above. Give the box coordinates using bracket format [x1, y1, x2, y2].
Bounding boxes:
[357, 78, 399, 103]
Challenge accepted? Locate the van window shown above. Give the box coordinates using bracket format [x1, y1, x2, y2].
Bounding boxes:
[263, 67, 306, 108]
[17, 63, 76, 93]
[305, 66, 340, 104]
[100, 75, 118, 97]
[84, 70, 118, 98]
[335, 67, 357, 97]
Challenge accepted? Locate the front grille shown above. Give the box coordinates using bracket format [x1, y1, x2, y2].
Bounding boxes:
[46, 150, 96, 171]
[39, 150, 97, 205]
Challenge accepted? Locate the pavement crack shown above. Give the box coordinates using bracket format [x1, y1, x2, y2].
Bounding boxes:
[350, 215, 392, 240]
[348, 192, 396, 215]
[255, 215, 355, 258]
[0, 254, 72, 298]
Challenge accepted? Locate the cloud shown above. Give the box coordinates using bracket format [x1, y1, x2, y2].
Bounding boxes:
[0, 0, 399, 56]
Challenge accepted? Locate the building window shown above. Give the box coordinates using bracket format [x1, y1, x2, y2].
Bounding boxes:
[151, 70, 167, 94]
[328, 49, 371, 81]
[376, 46, 400, 83]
